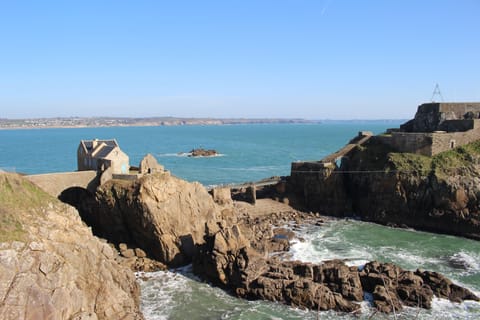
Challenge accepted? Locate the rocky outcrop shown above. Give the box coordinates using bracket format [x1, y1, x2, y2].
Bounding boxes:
[289, 138, 480, 240]
[139, 153, 164, 174]
[0, 173, 143, 320]
[71, 168, 478, 315]
[193, 216, 478, 313]
[359, 261, 479, 313]
[83, 171, 229, 267]
[346, 140, 480, 239]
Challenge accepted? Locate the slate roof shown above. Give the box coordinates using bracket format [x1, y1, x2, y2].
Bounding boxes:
[79, 139, 119, 158]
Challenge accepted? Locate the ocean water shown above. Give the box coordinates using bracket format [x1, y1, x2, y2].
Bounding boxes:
[1, 122, 479, 319]
[0, 122, 396, 186]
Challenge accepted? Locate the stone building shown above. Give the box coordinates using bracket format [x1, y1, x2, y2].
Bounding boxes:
[77, 139, 129, 174]
[380, 102, 480, 156]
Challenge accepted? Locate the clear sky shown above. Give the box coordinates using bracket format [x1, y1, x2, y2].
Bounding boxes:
[1, 1, 479, 119]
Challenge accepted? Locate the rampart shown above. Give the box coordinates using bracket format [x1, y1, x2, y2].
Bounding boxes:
[376, 133, 433, 156]
[26, 171, 98, 198]
[378, 119, 480, 156]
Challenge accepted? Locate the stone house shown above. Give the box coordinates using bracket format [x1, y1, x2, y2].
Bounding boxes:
[77, 139, 129, 174]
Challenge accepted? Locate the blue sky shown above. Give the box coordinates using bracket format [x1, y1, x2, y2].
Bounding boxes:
[1, 1, 479, 119]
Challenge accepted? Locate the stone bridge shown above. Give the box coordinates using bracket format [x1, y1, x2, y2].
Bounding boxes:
[26, 171, 99, 198]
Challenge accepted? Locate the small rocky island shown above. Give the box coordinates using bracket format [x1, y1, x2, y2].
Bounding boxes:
[188, 148, 218, 157]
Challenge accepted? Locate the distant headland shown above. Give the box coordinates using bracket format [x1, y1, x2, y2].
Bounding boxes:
[0, 117, 322, 129]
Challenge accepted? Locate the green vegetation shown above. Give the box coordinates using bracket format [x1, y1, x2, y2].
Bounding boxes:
[0, 173, 54, 242]
[355, 139, 480, 177]
[350, 141, 393, 171]
[388, 152, 432, 174]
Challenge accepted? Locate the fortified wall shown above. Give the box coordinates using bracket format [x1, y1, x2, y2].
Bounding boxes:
[289, 102, 480, 215]
[383, 102, 480, 156]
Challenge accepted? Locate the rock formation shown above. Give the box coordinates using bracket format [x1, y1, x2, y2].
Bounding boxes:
[289, 138, 480, 240]
[189, 148, 218, 157]
[0, 173, 143, 320]
[139, 153, 164, 174]
[83, 171, 229, 267]
[78, 168, 478, 314]
[193, 210, 478, 313]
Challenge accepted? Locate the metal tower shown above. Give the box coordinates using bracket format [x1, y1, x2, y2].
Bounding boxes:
[431, 83, 444, 102]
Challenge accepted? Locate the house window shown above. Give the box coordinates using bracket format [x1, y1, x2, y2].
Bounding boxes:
[450, 140, 456, 149]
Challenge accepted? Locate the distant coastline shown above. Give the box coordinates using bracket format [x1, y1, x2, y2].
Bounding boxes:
[0, 117, 403, 130]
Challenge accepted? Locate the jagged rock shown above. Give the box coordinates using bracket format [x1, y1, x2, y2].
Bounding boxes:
[194, 211, 478, 314]
[358, 261, 479, 312]
[85, 171, 229, 267]
[139, 153, 164, 174]
[0, 173, 143, 320]
[415, 269, 479, 303]
[67, 168, 478, 315]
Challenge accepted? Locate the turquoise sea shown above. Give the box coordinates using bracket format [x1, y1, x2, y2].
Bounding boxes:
[0, 122, 397, 186]
[1, 122, 479, 319]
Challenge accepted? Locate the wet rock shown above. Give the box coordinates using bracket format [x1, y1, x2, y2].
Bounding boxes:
[415, 269, 479, 303]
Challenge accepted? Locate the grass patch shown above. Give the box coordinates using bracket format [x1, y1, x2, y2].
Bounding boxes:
[0, 173, 55, 242]
[388, 153, 432, 174]
[353, 139, 480, 177]
[350, 141, 393, 171]
[0, 173, 53, 209]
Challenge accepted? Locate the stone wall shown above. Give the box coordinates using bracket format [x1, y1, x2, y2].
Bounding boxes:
[378, 120, 480, 156]
[439, 119, 475, 132]
[438, 102, 480, 116]
[401, 103, 480, 133]
[389, 133, 433, 156]
[431, 126, 480, 155]
[289, 161, 351, 215]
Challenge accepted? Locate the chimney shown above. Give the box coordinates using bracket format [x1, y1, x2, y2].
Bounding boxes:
[92, 138, 99, 149]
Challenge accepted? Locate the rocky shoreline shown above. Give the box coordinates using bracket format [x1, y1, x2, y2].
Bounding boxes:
[2, 151, 480, 318]
[69, 169, 478, 315]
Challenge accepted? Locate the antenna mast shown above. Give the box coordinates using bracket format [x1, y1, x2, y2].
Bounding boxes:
[431, 83, 444, 102]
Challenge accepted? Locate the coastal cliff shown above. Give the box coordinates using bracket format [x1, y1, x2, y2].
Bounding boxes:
[289, 138, 480, 240]
[75, 170, 478, 314]
[0, 173, 143, 320]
